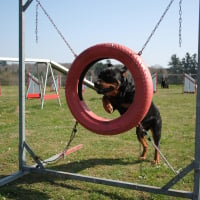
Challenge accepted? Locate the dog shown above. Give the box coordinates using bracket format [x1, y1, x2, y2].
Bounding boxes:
[161, 77, 169, 88]
[94, 64, 162, 164]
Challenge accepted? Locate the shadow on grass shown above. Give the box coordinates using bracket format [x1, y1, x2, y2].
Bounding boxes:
[50, 157, 146, 173]
[0, 174, 145, 200]
[0, 178, 50, 200]
[0, 157, 150, 199]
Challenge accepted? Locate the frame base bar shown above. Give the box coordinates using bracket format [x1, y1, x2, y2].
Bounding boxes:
[24, 166, 193, 199]
[162, 161, 194, 190]
[0, 170, 29, 187]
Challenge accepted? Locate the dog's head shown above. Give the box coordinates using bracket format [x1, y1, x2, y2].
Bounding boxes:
[94, 65, 128, 97]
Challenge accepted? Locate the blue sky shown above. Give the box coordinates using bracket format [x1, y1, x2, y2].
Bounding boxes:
[0, 0, 199, 67]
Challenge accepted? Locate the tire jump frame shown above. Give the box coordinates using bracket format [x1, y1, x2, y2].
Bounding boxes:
[1, 1, 200, 199]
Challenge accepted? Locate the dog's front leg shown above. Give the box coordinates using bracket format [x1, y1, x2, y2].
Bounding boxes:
[102, 96, 113, 113]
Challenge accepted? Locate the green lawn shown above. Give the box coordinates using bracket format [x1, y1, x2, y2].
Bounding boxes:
[0, 85, 197, 199]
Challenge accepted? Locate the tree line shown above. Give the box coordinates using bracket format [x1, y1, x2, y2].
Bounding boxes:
[168, 52, 197, 75]
[0, 52, 198, 85]
[85, 52, 198, 85]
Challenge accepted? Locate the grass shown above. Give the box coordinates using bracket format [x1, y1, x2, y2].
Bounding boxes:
[0, 84, 197, 199]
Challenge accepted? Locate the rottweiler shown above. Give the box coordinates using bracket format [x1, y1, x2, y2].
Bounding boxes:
[161, 77, 169, 88]
[94, 64, 162, 164]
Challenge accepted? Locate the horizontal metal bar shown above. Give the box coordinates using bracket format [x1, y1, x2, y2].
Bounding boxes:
[0, 57, 95, 90]
[0, 170, 29, 187]
[0, 57, 51, 63]
[24, 167, 193, 199]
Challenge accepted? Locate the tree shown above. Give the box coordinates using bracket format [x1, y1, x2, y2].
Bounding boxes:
[191, 53, 198, 73]
[182, 52, 191, 73]
[168, 54, 182, 72]
[181, 53, 197, 74]
[168, 53, 197, 75]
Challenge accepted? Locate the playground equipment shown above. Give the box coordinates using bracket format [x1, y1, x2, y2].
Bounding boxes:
[0, 57, 94, 91]
[183, 73, 197, 93]
[26, 72, 42, 99]
[40, 61, 61, 109]
[152, 73, 157, 93]
[1, 0, 200, 199]
[0, 57, 94, 110]
[50, 75, 60, 92]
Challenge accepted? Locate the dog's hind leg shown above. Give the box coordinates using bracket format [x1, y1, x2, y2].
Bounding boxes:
[151, 127, 161, 164]
[136, 126, 148, 161]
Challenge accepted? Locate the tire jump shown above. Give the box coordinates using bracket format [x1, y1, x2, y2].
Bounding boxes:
[65, 43, 153, 135]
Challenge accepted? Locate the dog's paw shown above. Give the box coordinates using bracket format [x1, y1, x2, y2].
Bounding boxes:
[104, 103, 113, 113]
[139, 156, 146, 161]
[153, 159, 160, 165]
[102, 96, 113, 113]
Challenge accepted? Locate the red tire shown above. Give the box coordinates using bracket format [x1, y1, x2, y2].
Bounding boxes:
[65, 43, 153, 135]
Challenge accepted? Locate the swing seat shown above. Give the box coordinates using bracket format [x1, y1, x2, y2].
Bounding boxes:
[42, 144, 83, 164]
[27, 93, 41, 99]
[43, 94, 60, 100]
[63, 144, 83, 156]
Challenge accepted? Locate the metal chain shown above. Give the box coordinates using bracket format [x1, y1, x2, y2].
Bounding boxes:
[144, 130, 178, 175]
[179, 0, 183, 47]
[40, 121, 79, 164]
[62, 121, 79, 159]
[138, 0, 175, 55]
[35, 0, 77, 57]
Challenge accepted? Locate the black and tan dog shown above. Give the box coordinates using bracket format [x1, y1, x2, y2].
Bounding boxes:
[94, 65, 162, 164]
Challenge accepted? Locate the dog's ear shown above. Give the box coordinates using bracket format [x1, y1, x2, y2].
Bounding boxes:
[107, 63, 113, 67]
[120, 65, 128, 77]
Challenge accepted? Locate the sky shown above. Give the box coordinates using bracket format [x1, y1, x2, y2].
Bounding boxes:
[0, 0, 199, 68]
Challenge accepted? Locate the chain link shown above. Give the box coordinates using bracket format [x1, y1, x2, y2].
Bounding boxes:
[35, 0, 181, 57]
[138, 0, 175, 55]
[41, 121, 79, 164]
[35, 0, 77, 58]
[179, 0, 183, 47]
[62, 121, 79, 158]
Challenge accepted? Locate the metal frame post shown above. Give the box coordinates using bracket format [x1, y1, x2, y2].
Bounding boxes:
[19, 0, 26, 171]
[193, 0, 200, 199]
[0, 0, 33, 187]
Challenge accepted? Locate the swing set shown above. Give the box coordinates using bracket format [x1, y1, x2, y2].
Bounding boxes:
[1, 0, 200, 199]
[26, 61, 61, 109]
